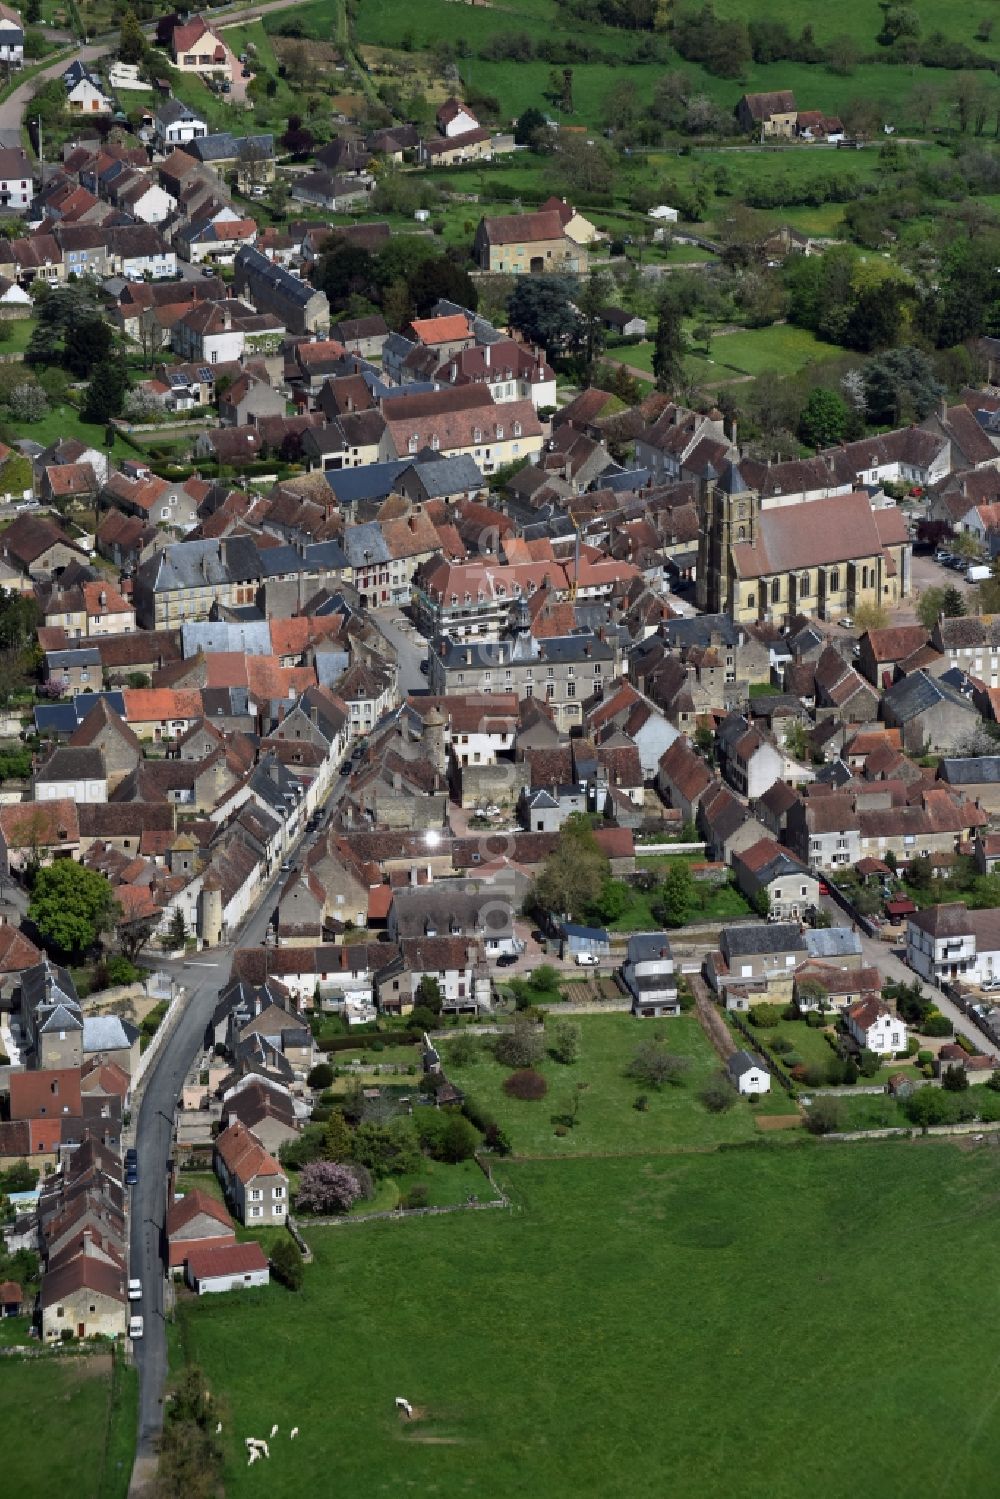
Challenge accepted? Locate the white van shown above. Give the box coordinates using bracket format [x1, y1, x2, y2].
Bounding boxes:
[128, 1315, 144, 1339]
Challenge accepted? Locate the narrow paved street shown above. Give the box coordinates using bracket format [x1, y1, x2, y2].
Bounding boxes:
[128, 772, 348, 1489]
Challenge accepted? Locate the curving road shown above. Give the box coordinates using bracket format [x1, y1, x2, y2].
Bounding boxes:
[0, 47, 103, 146]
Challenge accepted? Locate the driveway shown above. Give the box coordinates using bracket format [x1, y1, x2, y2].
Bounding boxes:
[820, 895, 995, 1057]
[372, 605, 428, 696]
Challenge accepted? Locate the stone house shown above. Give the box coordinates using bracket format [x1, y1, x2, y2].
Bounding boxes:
[214, 1119, 288, 1226]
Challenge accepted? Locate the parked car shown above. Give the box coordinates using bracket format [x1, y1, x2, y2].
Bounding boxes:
[128, 1315, 144, 1340]
[839, 616, 854, 629]
[419, 660, 429, 675]
[575, 952, 599, 967]
[128, 1279, 142, 1302]
[496, 953, 517, 967]
[982, 977, 1000, 992]
[818, 880, 830, 895]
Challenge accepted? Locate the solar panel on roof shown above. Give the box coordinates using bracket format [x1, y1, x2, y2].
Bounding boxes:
[197, 367, 213, 382]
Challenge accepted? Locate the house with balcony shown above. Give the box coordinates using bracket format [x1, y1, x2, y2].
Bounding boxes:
[621, 933, 679, 1018]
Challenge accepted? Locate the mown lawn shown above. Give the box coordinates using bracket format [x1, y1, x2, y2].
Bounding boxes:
[707, 323, 843, 377]
[178, 1140, 1000, 1498]
[445, 1013, 758, 1155]
[0, 1352, 136, 1499]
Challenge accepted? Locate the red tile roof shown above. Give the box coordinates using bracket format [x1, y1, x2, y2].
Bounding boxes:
[186, 1240, 269, 1282]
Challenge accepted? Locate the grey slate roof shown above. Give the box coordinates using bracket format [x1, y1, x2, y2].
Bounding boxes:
[235, 245, 316, 307]
[36, 746, 105, 781]
[342, 521, 391, 569]
[47, 647, 101, 670]
[143, 537, 262, 593]
[35, 692, 126, 736]
[182, 620, 272, 657]
[658, 613, 741, 650]
[939, 756, 1000, 785]
[403, 454, 483, 496]
[82, 1014, 134, 1052]
[804, 927, 864, 960]
[324, 460, 408, 506]
[727, 1048, 766, 1079]
[191, 132, 273, 163]
[883, 668, 974, 723]
[722, 922, 807, 958]
[626, 932, 674, 962]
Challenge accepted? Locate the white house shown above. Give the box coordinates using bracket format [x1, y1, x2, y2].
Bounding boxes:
[727, 1049, 771, 1095]
[63, 62, 113, 115]
[649, 204, 679, 222]
[437, 98, 479, 138]
[906, 903, 1000, 987]
[845, 998, 907, 1056]
[0, 145, 32, 210]
[185, 1241, 270, 1295]
[34, 745, 108, 803]
[155, 98, 208, 150]
[621, 932, 679, 1018]
[120, 180, 176, 226]
[0, 5, 23, 67]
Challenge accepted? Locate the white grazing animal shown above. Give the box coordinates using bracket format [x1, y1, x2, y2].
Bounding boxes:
[395, 1398, 413, 1418]
[290, 1428, 299, 1440]
[270, 1426, 279, 1439]
[216, 1423, 222, 1435]
[248, 1450, 259, 1467]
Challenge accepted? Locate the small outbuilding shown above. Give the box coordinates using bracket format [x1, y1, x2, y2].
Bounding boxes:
[727, 1049, 771, 1096]
[0, 1280, 22, 1316]
[185, 1241, 270, 1296]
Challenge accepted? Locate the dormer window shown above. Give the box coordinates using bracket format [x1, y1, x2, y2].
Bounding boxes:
[473, 427, 482, 442]
[431, 433, 440, 450]
[495, 425, 504, 440]
[408, 434, 419, 453]
[513, 421, 522, 437]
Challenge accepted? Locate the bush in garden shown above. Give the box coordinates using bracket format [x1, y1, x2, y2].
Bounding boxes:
[503, 1068, 548, 1101]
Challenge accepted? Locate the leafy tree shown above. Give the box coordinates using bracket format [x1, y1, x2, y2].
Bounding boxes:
[941, 585, 966, 618]
[903, 1087, 954, 1127]
[494, 1015, 544, 1069]
[942, 1064, 969, 1092]
[626, 1038, 691, 1089]
[351, 1120, 422, 1177]
[863, 346, 943, 426]
[699, 1072, 736, 1112]
[417, 975, 443, 1014]
[117, 910, 158, 965]
[307, 1063, 334, 1090]
[531, 813, 609, 922]
[83, 356, 129, 423]
[804, 1096, 844, 1134]
[798, 387, 848, 449]
[514, 105, 548, 145]
[269, 1236, 303, 1291]
[656, 860, 694, 926]
[323, 1108, 354, 1162]
[118, 7, 145, 64]
[854, 600, 890, 632]
[445, 1032, 480, 1067]
[296, 1160, 363, 1214]
[652, 293, 686, 393]
[550, 1019, 581, 1065]
[507, 274, 581, 351]
[64, 317, 112, 379]
[29, 861, 115, 958]
[167, 908, 186, 949]
[916, 586, 947, 630]
[435, 1111, 480, 1162]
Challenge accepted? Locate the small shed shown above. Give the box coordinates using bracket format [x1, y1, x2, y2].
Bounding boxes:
[886, 1072, 915, 1098]
[885, 896, 917, 921]
[185, 1241, 270, 1296]
[0, 1280, 22, 1316]
[727, 1049, 771, 1096]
